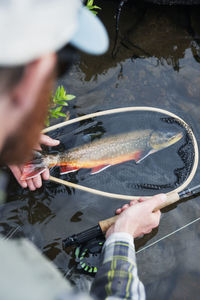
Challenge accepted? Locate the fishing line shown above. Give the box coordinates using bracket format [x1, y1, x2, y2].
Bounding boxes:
[136, 215, 200, 254]
[43, 107, 198, 200]
[0, 225, 22, 241]
[63, 215, 200, 274]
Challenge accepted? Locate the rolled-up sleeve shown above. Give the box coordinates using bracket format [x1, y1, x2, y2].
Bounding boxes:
[90, 232, 145, 300]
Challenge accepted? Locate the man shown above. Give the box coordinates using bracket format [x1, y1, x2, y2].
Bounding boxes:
[0, 0, 166, 299]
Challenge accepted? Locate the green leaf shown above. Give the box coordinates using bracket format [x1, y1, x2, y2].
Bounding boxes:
[54, 86, 60, 99]
[54, 106, 62, 113]
[86, 0, 101, 14]
[60, 86, 67, 99]
[55, 100, 69, 106]
[56, 112, 67, 117]
[87, 0, 94, 7]
[51, 114, 59, 119]
[66, 95, 76, 100]
[89, 5, 101, 10]
[51, 111, 57, 118]
[60, 85, 65, 94]
[47, 85, 75, 126]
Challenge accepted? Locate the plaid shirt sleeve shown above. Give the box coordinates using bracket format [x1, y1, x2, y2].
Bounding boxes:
[90, 232, 145, 300]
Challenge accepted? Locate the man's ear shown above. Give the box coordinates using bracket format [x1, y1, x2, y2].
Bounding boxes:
[11, 53, 57, 114]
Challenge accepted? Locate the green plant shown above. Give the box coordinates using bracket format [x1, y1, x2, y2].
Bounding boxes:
[46, 85, 75, 126]
[86, 0, 101, 15]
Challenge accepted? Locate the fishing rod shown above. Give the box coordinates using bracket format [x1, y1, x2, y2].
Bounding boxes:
[63, 184, 200, 248]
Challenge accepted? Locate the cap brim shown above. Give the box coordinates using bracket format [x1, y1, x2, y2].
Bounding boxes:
[70, 7, 109, 55]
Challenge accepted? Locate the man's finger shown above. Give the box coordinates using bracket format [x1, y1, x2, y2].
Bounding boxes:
[20, 179, 28, 189]
[143, 194, 166, 211]
[9, 165, 27, 188]
[115, 208, 122, 215]
[151, 210, 161, 228]
[42, 169, 50, 180]
[130, 199, 138, 206]
[39, 134, 60, 146]
[27, 179, 36, 191]
[33, 176, 42, 189]
[138, 197, 149, 203]
[122, 204, 129, 210]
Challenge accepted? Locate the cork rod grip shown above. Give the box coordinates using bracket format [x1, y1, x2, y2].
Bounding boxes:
[99, 192, 180, 233]
[99, 215, 119, 233]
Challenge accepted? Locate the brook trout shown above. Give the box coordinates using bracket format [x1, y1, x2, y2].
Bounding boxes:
[21, 129, 183, 180]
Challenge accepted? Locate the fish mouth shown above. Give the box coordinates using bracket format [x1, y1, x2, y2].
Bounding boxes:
[158, 132, 183, 149]
[152, 131, 183, 150]
[167, 132, 183, 146]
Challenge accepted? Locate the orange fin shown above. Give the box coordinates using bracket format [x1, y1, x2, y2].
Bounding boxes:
[21, 151, 46, 180]
[21, 165, 46, 180]
[60, 166, 79, 175]
[91, 165, 111, 175]
[135, 149, 153, 164]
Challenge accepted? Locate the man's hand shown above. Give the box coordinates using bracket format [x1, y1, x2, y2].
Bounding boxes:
[9, 134, 60, 191]
[106, 194, 166, 238]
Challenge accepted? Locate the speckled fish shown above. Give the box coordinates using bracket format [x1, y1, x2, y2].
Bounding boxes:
[21, 129, 183, 180]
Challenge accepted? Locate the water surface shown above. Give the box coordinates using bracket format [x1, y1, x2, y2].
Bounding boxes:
[2, 1, 200, 298]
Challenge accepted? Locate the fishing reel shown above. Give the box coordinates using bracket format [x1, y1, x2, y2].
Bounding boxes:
[62, 223, 106, 274]
[74, 237, 105, 274]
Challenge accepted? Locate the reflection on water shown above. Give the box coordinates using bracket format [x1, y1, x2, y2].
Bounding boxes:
[70, 211, 83, 222]
[1, 1, 200, 299]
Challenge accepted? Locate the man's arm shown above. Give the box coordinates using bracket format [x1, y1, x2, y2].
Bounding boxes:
[91, 232, 145, 300]
[91, 194, 166, 300]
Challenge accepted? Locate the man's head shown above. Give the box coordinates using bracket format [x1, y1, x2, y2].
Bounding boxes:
[0, 0, 108, 165]
[0, 54, 56, 164]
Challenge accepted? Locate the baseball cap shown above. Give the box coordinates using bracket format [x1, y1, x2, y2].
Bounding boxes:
[0, 0, 109, 66]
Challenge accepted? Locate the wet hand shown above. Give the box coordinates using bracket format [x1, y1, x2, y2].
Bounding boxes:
[106, 194, 166, 238]
[9, 134, 60, 191]
[115, 199, 139, 215]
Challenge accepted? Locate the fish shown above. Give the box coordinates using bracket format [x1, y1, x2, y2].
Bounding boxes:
[21, 129, 183, 180]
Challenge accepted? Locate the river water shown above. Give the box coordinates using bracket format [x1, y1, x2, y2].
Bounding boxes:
[1, 1, 200, 299]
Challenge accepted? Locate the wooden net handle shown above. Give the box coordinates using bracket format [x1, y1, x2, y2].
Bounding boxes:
[99, 191, 180, 233]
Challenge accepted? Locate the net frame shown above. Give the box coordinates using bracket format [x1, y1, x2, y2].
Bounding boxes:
[43, 107, 199, 201]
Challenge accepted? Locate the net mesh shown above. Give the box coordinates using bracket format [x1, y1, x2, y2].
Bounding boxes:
[144, 0, 200, 4]
[46, 110, 196, 197]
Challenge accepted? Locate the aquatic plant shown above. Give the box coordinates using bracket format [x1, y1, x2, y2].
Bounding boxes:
[46, 85, 75, 126]
[86, 0, 101, 15]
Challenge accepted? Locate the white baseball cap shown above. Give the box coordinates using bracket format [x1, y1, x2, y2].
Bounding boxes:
[0, 0, 109, 66]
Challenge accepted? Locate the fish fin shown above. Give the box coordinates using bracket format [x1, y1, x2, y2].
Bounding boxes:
[60, 166, 79, 175]
[135, 149, 155, 164]
[21, 152, 46, 180]
[91, 165, 111, 175]
[21, 166, 47, 180]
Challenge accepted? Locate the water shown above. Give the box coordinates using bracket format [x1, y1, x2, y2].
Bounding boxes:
[1, 1, 200, 299]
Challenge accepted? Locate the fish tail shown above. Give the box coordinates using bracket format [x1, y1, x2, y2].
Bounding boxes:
[21, 151, 47, 180]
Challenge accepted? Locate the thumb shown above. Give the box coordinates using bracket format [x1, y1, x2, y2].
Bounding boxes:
[145, 194, 167, 212]
[39, 134, 60, 147]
